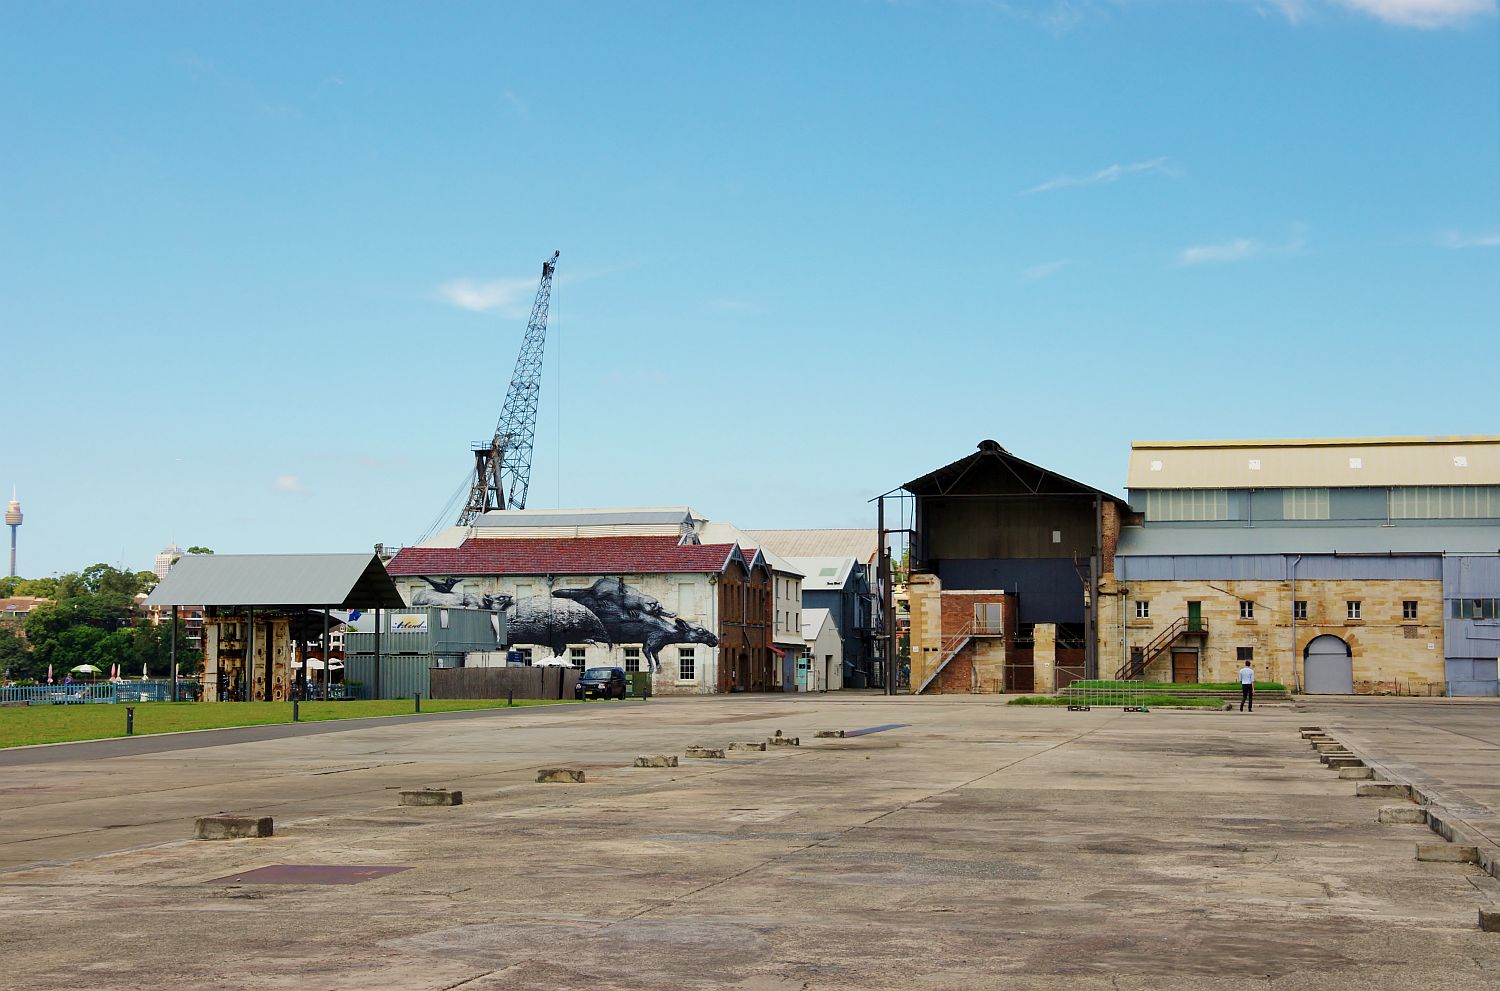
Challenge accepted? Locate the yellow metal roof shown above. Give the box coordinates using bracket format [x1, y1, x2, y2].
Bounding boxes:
[1128, 436, 1500, 489]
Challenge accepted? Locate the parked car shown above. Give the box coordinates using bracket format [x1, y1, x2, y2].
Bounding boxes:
[574, 667, 627, 700]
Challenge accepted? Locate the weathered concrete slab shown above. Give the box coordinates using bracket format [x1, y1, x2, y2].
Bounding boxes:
[1325, 756, 1363, 768]
[814, 730, 845, 738]
[399, 789, 462, 807]
[193, 815, 272, 840]
[1380, 805, 1429, 824]
[1357, 782, 1413, 800]
[633, 755, 678, 768]
[1481, 909, 1500, 933]
[768, 736, 800, 747]
[729, 741, 767, 752]
[535, 768, 585, 783]
[1314, 742, 1347, 753]
[1416, 842, 1480, 864]
[684, 746, 725, 759]
[1339, 766, 1375, 780]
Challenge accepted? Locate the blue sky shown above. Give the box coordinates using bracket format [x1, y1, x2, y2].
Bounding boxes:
[2, 0, 1497, 577]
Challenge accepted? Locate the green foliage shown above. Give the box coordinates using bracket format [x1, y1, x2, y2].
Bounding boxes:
[0, 627, 34, 680]
[186, 546, 214, 555]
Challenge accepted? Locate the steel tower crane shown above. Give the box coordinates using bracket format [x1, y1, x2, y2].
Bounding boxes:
[457, 250, 559, 524]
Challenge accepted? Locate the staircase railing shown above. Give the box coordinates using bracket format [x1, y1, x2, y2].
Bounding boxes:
[915, 622, 974, 695]
[1115, 617, 1208, 680]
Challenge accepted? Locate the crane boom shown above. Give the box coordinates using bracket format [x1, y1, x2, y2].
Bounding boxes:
[457, 250, 559, 524]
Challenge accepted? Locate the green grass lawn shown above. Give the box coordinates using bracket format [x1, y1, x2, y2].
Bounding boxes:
[1070, 680, 1287, 693]
[1008, 694, 1225, 708]
[0, 698, 583, 749]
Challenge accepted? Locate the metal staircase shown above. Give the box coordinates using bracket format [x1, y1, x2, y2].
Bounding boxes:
[915, 623, 975, 695]
[1116, 617, 1208, 680]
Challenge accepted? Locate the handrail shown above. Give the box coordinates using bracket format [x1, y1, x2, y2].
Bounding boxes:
[916, 622, 975, 695]
[1115, 617, 1209, 679]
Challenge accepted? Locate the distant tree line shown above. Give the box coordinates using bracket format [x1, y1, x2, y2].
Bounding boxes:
[0, 555, 210, 683]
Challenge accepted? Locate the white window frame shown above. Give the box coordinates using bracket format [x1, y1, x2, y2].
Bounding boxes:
[1282, 488, 1330, 521]
[623, 647, 641, 673]
[1143, 489, 1231, 522]
[1239, 600, 1254, 620]
[1135, 600, 1150, 620]
[1293, 600, 1307, 621]
[1402, 600, 1418, 622]
[677, 647, 696, 682]
[1347, 600, 1362, 621]
[569, 647, 586, 669]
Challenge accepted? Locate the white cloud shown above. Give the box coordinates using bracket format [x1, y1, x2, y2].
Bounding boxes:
[436, 276, 538, 314]
[1440, 230, 1500, 248]
[1178, 229, 1307, 266]
[1331, 0, 1495, 27]
[1020, 260, 1071, 282]
[272, 475, 305, 494]
[1022, 157, 1179, 195]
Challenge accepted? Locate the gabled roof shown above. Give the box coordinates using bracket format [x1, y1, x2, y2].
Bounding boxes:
[904, 440, 1126, 505]
[144, 554, 405, 609]
[801, 607, 833, 642]
[697, 522, 804, 577]
[386, 536, 739, 577]
[785, 556, 857, 591]
[746, 529, 878, 564]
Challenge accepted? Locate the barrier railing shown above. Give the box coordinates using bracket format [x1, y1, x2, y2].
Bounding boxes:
[1064, 679, 1150, 713]
[0, 681, 201, 705]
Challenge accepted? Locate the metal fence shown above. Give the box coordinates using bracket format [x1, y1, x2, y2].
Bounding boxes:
[0, 681, 202, 705]
[1063, 679, 1151, 712]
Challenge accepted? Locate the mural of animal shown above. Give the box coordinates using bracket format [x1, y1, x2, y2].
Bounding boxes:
[506, 595, 609, 657]
[409, 576, 512, 610]
[552, 577, 676, 630]
[642, 618, 719, 674]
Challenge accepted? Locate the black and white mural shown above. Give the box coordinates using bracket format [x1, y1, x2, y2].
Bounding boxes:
[413, 576, 718, 674]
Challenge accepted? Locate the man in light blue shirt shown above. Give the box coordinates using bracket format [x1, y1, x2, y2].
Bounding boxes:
[1239, 661, 1255, 712]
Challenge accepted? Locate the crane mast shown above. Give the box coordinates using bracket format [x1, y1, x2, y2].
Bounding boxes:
[458, 250, 559, 524]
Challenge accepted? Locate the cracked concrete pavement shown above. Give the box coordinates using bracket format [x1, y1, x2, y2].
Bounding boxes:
[1, 695, 1496, 990]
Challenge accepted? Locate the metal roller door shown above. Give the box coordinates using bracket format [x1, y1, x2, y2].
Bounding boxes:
[1304, 635, 1353, 694]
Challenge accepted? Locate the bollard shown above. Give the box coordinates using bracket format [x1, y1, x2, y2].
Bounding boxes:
[415, 693, 421, 713]
[292, 698, 299, 722]
[508, 689, 514, 707]
[125, 706, 134, 736]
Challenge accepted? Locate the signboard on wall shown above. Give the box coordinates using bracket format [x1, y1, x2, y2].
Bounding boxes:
[389, 613, 429, 633]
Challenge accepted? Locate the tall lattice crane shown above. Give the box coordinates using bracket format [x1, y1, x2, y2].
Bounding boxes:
[457, 250, 559, 524]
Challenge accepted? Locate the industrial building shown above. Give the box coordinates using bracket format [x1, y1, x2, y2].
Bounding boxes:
[899, 441, 1130, 695]
[748, 528, 883, 689]
[1113, 436, 1500, 696]
[385, 508, 780, 695]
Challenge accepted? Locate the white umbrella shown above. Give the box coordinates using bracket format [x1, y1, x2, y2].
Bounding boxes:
[70, 663, 102, 674]
[533, 657, 573, 667]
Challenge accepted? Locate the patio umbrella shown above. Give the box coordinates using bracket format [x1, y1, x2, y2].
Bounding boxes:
[47, 663, 53, 684]
[141, 662, 148, 681]
[70, 664, 102, 674]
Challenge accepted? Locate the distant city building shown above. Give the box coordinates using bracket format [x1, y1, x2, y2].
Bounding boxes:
[5, 489, 21, 578]
[154, 543, 186, 580]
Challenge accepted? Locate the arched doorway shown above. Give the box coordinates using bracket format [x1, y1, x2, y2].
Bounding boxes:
[1304, 634, 1353, 694]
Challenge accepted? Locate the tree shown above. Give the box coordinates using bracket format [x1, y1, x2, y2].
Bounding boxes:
[0, 626, 36, 681]
[186, 546, 214, 556]
[12, 576, 59, 599]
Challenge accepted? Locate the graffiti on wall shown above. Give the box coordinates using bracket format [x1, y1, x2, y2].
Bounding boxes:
[413, 576, 719, 673]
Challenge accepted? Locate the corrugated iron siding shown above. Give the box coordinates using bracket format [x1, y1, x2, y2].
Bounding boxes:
[343, 655, 430, 700]
[1119, 554, 1441, 581]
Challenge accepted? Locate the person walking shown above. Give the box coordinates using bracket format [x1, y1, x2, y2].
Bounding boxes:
[1239, 660, 1256, 712]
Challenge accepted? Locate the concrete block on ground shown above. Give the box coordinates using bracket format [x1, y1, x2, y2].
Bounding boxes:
[815, 730, 845, 738]
[730, 741, 767, 752]
[399, 789, 462, 807]
[1320, 753, 1356, 764]
[1416, 842, 1480, 864]
[1480, 909, 1500, 933]
[195, 816, 273, 840]
[1357, 782, 1412, 800]
[1298, 726, 1323, 733]
[1325, 756, 1363, 769]
[768, 736, 800, 747]
[1339, 767, 1375, 780]
[1314, 742, 1346, 753]
[536, 768, 586, 783]
[634, 755, 678, 768]
[1379, 805, 1428, 824]
[685, 747, 725, 759]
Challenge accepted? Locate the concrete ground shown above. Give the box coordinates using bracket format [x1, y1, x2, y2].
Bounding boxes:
[2, 695, 1497, 990]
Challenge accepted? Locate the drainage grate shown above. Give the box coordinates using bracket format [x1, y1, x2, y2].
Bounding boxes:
[209, 864, 411, 886]
[843, 724, 910, 737]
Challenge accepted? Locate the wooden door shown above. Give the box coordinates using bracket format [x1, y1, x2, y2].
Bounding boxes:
[1171, 650, 1197, 683]
[1186, 601, 1202, 632]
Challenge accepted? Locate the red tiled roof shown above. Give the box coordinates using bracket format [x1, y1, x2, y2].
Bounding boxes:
[386, 536, 737, 577]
